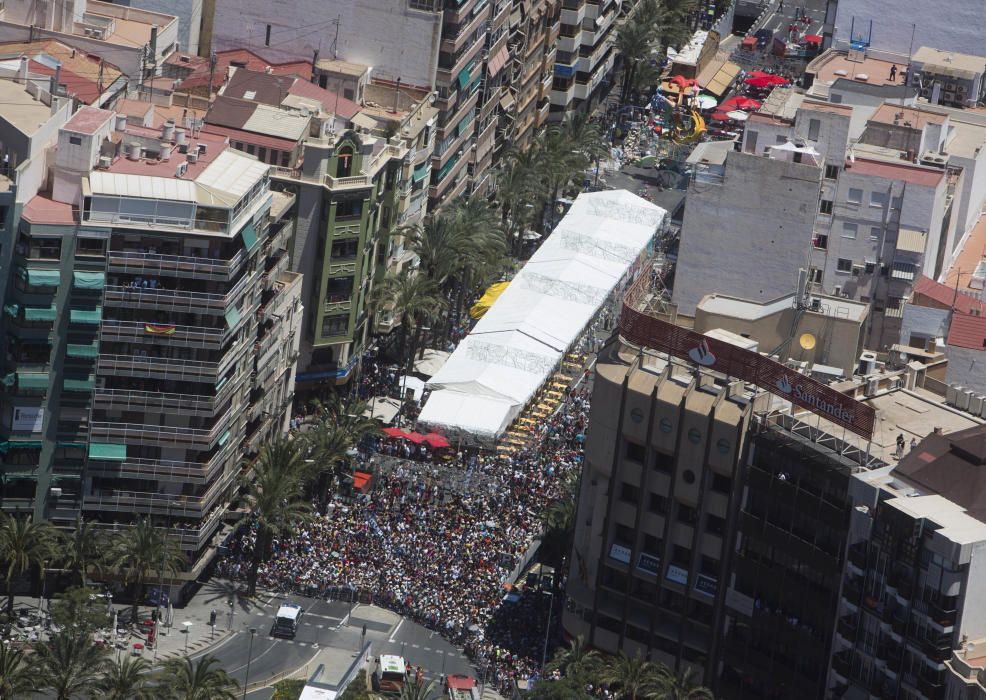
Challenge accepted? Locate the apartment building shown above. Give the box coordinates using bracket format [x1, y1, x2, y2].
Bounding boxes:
[2, 106, 301, 581]
[501, 0, 559, 151]
[833, 423, 986, 699]
[550, 0, 621, 120]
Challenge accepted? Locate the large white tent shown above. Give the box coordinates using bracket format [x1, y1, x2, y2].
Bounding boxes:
[418, 190, 666, 443]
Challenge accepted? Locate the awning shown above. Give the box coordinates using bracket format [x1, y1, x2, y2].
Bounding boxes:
[240, 222, 259, 251]
[499, 92, 515, 112]
[458, 112, 474, 136]
[703, 61, 741, 98]
[25, 305, 57, 322]
[457, 62, 474, 90]
[7, 440, 42, 449]
[63, 376, 95, 391]
[487, 45, 509, 78]
[89, 442, 127, 461]
[20, 267, 60, 287]
[892, 262, 916, 281]
[70, 308, 102, 324]
[469, 281, 510, 319]
[224, 305, 242, 328]
[218, 429, 231, 446]
[66, 341, 100, 358]
[4, 303, 19, 318]
[896, 228, 926, 254]
[413, 162, 430, 183]
[73, 271, 106, 290]
[16, 372, 49, 390]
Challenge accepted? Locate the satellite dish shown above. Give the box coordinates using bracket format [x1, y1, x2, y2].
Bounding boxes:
[799, 333, 816, 350]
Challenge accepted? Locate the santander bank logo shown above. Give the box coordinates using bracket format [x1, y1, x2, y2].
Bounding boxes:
[687, 339, 717, 366]
[775, 375, 793, 394]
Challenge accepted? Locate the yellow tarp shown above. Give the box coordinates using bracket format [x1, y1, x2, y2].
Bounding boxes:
[469, 281, 510, 319]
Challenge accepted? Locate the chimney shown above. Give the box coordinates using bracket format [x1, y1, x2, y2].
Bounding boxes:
[15, 56, 28, 84]
[162, 119, 176, 142]
[49, 63, 61, 96]
[127, 142, 142, 161]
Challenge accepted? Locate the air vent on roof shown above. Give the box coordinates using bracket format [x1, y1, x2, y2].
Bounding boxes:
[187, 152, 198, 164]
[97, 155, 111, 169]
[176, 162, 188, 178]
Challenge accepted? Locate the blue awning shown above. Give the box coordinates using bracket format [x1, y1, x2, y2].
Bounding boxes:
[218, 429, 231, 446]
[19, 267, 60, 287]
[240, 222, 259, 251]
[24, 305, 57, 321]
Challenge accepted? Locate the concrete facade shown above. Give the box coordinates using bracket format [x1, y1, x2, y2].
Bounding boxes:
[944, 344, 986, 395]
[832, 0, 983, 58]
[113, 0, 203, 55]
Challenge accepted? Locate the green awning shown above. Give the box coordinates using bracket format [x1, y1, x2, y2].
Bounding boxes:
[24, 305, 57, 321]
[218, 429, 231, 446]
[437, 152, 460, 181]
[16, 372, 49, 390]
[70, 308, 102, 324]
[7, 440, 42, 449]
[240, 222, 259, 251]
[56, 442, 86, 449]
[73, 271, 105, 290]
[458, 112, 474, 136]
[88, 442, 127, 461]
[2, 373, 15, 387]
[216, 375, 229, 392]
[224, 305, 241, 329]
[50, 474, 81, 481]
[3, 303, 18, 318]
[63, 376, 95, 391]
[66, 341, 99, 359]
[1, 472, 38, 479]
[20, 267, 60, 287]
[413, 162, 430, 183]
[457, 63, 473, 90]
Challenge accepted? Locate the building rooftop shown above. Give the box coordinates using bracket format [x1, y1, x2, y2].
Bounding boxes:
[205, 96, 310, 141]
[808, 49, 905, 88]
[668, 29, 708, 67]
[947, 313, 986, 351]
[220, 68, 360, 120]
[801, 99, 854, 116]
[113, 98, 207, 129]
[847, 157, 945, 188]
[945, 119, 986, 159]
[829, 77, 918, 99]
[64, 105, 114, 134]
[944, 212, 986, 297]
[887, 494, 986, 544]
[21, 195, 76, 224]
[0, 79, 62, 136]
[896, 424, 986, 522]
[911, 46, 986, 79]
[177, 49, 312, 92]
[107, 128, 229, 180]
[0, 40, 123, 105]
[759, 87, 804, 120]
[314, 58, 369, 78]
[686, 139, 733, 166]
[869, 103, 948, 127]
[84, 0, 176, 50]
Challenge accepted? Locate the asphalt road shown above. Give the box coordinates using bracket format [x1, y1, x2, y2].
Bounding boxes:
[192, 582, 477, 692]
[761, 0, 828, 38]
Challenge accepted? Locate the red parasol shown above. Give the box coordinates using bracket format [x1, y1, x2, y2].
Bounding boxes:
[804, 34, 823, 44]
[403, 432, 427, 444]
[745, 75, 789, 88]
[710, 111, 732, 122]
[746, 70, 772, 79]
[720, 96, 761, 111]
[382, 427, 405, 438]
[423, 432, 450, 448]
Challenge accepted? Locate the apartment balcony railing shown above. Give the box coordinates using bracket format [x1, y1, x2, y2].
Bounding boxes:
[103, 270, 256, 315]
[90, 507, 227, 552]
[441, 1, 490, 54]
[90, 409, 232, 448]
[106, 249, 247, 282]
[83, 481, 223, 518]
[93, 387, 225, 416]
[97, 353, 221, 382]
[99, 319, 227, 349]
[86, 441, 236, 485]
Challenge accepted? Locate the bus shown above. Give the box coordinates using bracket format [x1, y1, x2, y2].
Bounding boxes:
[271, 602, 303, 638]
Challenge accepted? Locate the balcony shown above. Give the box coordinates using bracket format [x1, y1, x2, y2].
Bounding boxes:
[443, 0, 480, 24]
[97, 353, 222, 382]
[83, 477, 226, 519]
[107, 249, 247, 282]
[90, 409, 233, 449]
[927, 600, 958, 628]
[831, 651, 852, 679]
[93, 387, 224, 417]
[103, 270, 256, 315]
[441, 1, 490, 54]
[86, 441, 236, 485]
[847, 541, 867, 570]
[837, 614, 858, 640]
[99, 319, 228, 349]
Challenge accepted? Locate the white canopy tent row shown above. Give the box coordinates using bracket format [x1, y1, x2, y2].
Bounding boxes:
[417, 190, 667, 444]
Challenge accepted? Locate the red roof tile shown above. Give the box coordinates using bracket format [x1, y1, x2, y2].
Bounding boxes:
[287, 78, 360, 119]
[947, 312, 986, 351]
[179, 49, 311, 91]
[848, 159, 945, 188]
[201, 123, 299, 152]
[22, 195, 76, 225]
[912, 275, 986, 314]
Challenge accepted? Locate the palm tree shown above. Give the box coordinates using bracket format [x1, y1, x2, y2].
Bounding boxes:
[305, 394, 380, 502]
[495, 147, 542, 255]
[35, 630, 111, 700]
[104, 518, 183, 624]
[243, 439, 311, 596]
[541, 478, 578, 568]
[406, 213, 469, 286]
[598, 651, 665, 700]
[161, 655, 238, 700]
[369, 270, 446, 377]
[399, 678, 437, 700]
[59, 515, 105, 587]
[615, 20, 654, 107]
[548, 634, 600, 679]
[0, 512, 57, 614]
[652, 666, 715, 700]
[0, 640, 37, 699]
[99, 655, 155, 700]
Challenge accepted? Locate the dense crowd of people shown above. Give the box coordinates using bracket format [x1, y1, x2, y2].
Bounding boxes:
[216, 384, 592, 694]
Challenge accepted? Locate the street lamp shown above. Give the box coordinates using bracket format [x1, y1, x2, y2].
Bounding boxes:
[37, 560, 48, 643]
[182, 621, 192, 654]
[242, 627, 258, 700]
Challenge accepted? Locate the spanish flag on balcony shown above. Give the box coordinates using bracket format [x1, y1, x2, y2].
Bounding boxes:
[144, 323, 176, 335]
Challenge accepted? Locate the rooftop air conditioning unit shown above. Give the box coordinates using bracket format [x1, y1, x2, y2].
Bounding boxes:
[944, 92, 955, 102]
[186, 152, 198, 164]
[97, 155, 111, 169]
[957, 84, 968, 93]
[946, 82, 956, 91]
[920, 88, 930, 97]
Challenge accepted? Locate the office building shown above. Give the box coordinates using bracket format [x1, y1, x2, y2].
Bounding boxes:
[2, 106, 301, 583]
[833, 423, 986, 699]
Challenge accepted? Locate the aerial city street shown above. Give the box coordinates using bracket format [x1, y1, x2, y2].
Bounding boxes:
[0, 0, 985, 698]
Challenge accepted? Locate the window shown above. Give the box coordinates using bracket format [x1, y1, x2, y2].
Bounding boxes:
[671, 545, 690, 566]
[257, 147, 267, 162]
[706, 514, 726, 536]
[819, 199, 833, 214]
[324, 276, 354, 303]
[335, 145, 354, 178]
[344, 88, 354, 100]
[870, 226, 882, 241]
[330, 239, 358, 260]
[776, 134, 787, 144]
[265, 24, 271, 46]
[320, 314, 349, 338]
[335, 199, 362, 219]
[625, 440, 646, 463]
[280, 151, 290, 167]
[837, 258, 853, 273]
[652, 451, 673, 474]
[864, 260, 876, 274]
[642, 535, 663, 555]
[677, 503, 698, 525]
[711, 473, 732, 494]
[842, 223, 858, 239]
[648, 493, 668, 514]
[824, 164, 839, 180]
[745, 130, 758, 153]
[76, 238, 105, 256]
[69, 135, 82, 146]
[813, 234, 828, 249]
[846, 187, 863, 204]
[807, 118, 821, 140]
[808, 267, 823, 284]
[619, 481, 639, 504]
[870, 191, 888, 208]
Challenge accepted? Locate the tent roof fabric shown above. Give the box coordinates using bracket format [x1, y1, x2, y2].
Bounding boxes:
[419, 190, 665, 443]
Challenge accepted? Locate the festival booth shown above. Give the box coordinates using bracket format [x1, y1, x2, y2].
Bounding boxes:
[417, 190, 666, 445]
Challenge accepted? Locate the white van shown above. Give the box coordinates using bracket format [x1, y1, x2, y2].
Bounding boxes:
[271, 602, 303, 638]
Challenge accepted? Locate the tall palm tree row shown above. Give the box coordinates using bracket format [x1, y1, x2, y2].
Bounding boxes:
[304, 393, 380, 503]
[104, 517, 184, 624]
[369, 268, 447, 378]
[0, 513, 58, 614]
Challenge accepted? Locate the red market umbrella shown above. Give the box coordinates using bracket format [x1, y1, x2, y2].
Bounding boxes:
[423, 432, 450, 448]
[710, 111, 732, 122]
[804, 34, 823, 44]
[403, 432, 426, 444]
[382, 427, 405, 438]
[747, 70, 772, 79]
[720, 96, 761, 111]
[745, 75, 788, 88]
